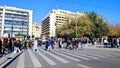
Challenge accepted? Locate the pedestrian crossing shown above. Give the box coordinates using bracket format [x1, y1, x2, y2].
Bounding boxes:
[61, 49, 99, 59]
[37, 51, 56, 65]
[51, 50, 81, 62]
[0, 52, 22, 68]
[56, 49, 90, 60]
[46, 51, 69, 64]
[5, 48, 119, 68]
[77, 64, 91, 68]
[16, 52, 24, 68]
[28, 49, 42, 68]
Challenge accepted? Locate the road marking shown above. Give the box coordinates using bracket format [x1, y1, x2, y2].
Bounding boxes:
[16, 53, 24, 68]
[46, 51, 69, 63]
[28, 49, 42, 68]
[56, 50, 90, 60]
[0, 53, 16, 68]
[77, 64, 91, 68]
[0, 53, 12, 65]
[81, 52, 108, 58]
[84, 50, 114, 57]
[84, 51, 111, 58]
[37, 51, 56, 65]
[79, 54, 99, 59]
[64, 50, 99, 59]
[51, 50, 81, 62]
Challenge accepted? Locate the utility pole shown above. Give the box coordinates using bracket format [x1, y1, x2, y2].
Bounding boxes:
[11, 15, 14, 51]
[66, 16, 70, 40]
[22, 22, 24, 39]
[11, 18, 13, 38]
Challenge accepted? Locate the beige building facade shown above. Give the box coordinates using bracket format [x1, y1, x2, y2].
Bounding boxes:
[41, 9, 84, 38]
[32, 22, 41, 38]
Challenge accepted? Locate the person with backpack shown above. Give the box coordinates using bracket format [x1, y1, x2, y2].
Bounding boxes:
[47, 39, 51, 50]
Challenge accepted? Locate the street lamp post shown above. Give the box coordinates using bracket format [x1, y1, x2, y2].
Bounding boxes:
[66, 17, 70, 40]
[75, 14, 77, 38]
[11, 18, 13, 38]
[75, 5, 78, 39]
[11, 16, 14, 51]
[22, 22, 24, 39]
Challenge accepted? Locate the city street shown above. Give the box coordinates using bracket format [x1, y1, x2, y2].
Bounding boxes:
[0, 0, 120, 68]
[0, 47, 120, 68]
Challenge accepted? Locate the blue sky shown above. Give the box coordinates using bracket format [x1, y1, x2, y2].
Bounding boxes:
[0, 0, 120, 25]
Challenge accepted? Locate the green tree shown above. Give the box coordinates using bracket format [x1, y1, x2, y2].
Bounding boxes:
[57, 11, 109, 38]
[16, 31, 21, 36]
[59, 16, 92, 38]
[67, 16, 92, 37]
[77, 16, 92, 37]
[56, 28, 62, 38]
[87, 11, 109, 38]
[108, 24, 120, 37]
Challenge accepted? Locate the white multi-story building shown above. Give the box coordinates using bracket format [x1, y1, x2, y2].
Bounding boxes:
[41, 9, 84, 38]
[0, 6, 32, 38]
[32, 22, 41, 38]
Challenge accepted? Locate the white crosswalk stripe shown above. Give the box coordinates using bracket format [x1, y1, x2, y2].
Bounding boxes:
[6, 48, 117, 68]
[63, 50, 99, 59]
[0, 53, 17, 68]
[28, 49, 42, 68]
[37, 51, 57, 65]
[79, 52, 108, 58]
[46, 51, 69, 63]
[0, 53, 12, 64]
[83, 50, 112, 58]
[16, 53, 24, 68]
[51, 50, 81, 62]
[77, 64, 91, 68]
[0, 54, 11, 64]
[91, 51, 115, 57]
[56, 50, 90, 60]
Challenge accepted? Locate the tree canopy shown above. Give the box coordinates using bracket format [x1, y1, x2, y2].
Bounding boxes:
[86, 11, 109, 38]
[56, 11, 110, 38]
[108, 24, 120, 37]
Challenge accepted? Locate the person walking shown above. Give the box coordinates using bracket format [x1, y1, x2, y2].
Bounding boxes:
[33, 40, 39, 52]
[51, 39, 55, 49]
[58, 39, 61, 49]
[9, 38, 13, 52]
[47, 39, 51, 50]
[14, 40, 21, 53]
[0, 39, 2, 56]
[80, 39, 85, 50]
[103, 38, 108, 48]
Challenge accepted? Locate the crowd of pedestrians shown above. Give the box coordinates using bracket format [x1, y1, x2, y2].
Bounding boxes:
[40, 37, 89, 50]
[103, 38, 120, 48]
[1, 36, 120, 57]
[0, 37, 32, 57]
[0, 38, 13, 57]
[39, 37, 120, 51]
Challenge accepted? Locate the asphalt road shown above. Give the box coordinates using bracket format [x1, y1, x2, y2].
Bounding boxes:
[2, 48, 120, 68]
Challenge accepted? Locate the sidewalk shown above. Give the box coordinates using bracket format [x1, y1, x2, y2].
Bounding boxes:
[0, 52, 22, 68]
[84, 44, 120, 52]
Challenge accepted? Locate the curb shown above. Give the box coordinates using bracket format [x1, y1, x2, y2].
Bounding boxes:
[0, 52, 23, 68]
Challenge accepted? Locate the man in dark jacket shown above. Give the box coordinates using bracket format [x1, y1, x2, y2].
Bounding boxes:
[0, 39, 2, 54]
